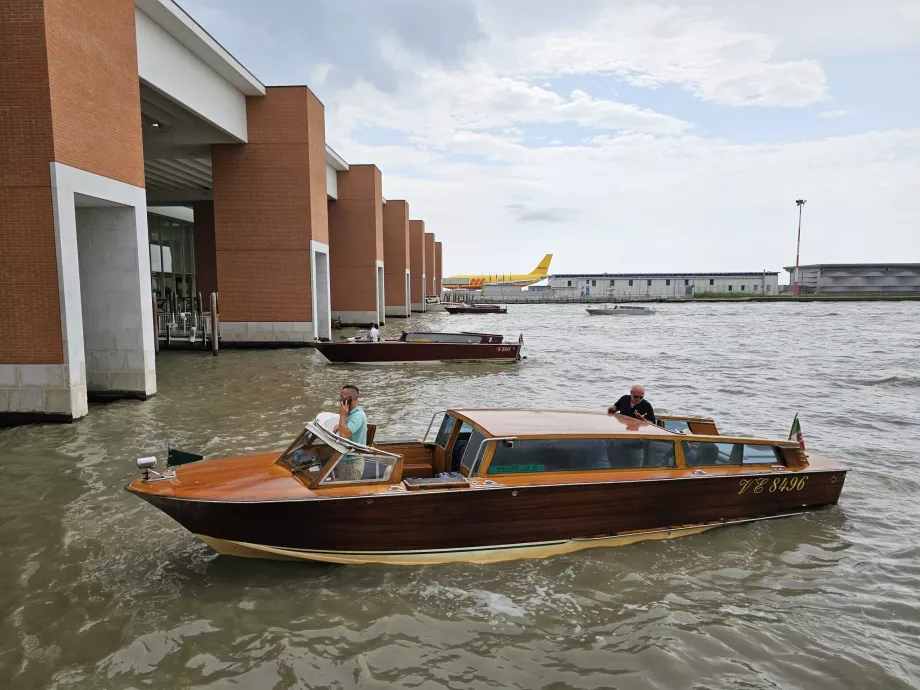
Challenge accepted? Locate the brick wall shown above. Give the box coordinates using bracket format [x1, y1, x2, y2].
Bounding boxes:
[0, 0, 55, 188]
[193, 201, 217, 298]
[424, 232, 436, 297]
[409, 220, 426, 305]
[383, 200, 410, 307]
[0, 0, 144, 365]
[0, 189, 63, 363]
[44, 0, 144, 188]
[329, 165, 383, 313]
[211, 87, 328, 323]
[435, 241, 443, 295]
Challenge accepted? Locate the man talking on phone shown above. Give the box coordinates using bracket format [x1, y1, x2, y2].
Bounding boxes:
[333, 384, 368, 480]
[608, 384, 656, 424]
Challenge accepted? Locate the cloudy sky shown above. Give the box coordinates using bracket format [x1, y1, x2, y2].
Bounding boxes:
[180, 0, 920, 276]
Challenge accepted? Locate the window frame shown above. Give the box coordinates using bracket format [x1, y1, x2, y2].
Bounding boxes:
[477, 436, 680, 475]
[680, 440, 784, 468]
[434, 413, 457, 449]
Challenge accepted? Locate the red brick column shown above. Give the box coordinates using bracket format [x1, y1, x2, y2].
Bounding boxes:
[211, 86, 330, 344]
[383, 200, 411, 318]
[424, 232, 436, 298]
[435, 241, 443, 297]
[329, 165, 384, 326]
[1, 0, 146, 423]
[193, 201, 217, 299]
[409, 220, 426, 312]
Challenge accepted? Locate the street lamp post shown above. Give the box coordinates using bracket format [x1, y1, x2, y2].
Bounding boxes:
[794, 199, 806, 295]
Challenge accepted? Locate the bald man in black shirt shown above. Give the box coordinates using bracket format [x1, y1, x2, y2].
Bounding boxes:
[608, 384, 656, 424]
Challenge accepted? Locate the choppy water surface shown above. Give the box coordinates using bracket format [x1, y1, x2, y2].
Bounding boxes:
[2, 302, 919, 689]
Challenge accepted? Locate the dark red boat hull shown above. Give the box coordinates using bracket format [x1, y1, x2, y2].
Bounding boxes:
[314, 341, 521, 363]
[443, 305, 507, 314]
[133, 469, 846, 554]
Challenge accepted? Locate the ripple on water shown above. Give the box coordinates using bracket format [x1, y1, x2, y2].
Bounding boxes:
[1, 302, 919, 689]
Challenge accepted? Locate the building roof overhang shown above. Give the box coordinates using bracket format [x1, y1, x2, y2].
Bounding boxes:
[136, 0, 265, 96]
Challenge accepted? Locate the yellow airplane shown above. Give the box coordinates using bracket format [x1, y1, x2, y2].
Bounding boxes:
[442, 254, 553, 290]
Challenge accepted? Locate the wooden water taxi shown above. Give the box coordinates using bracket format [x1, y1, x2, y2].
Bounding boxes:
[314, 331, 522, 364]
[127, 409, 847, 565]
[444, 304, 507, 314]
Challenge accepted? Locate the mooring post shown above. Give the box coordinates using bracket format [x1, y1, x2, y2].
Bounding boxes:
[210, 292, 219, 356]
[152, 295, 159, 353]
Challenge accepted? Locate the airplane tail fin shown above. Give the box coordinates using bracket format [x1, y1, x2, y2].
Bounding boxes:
[531, 254, 553, 276]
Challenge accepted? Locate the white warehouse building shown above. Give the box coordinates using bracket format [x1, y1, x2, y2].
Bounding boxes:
[548, 272, 780, 298]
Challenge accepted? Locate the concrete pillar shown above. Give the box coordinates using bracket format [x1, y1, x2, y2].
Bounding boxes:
[424, 232, 436, 298]
[211, 86, 330, 345]
[435, 241, 443, 297]
[409, 220, 427, 312]
[328, 165, 385, 326]
[1, 0, 152, 425]
[193, 200, 217, 298]
[383, 200, 411, 317]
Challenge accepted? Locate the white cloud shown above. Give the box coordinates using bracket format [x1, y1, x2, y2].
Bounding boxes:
[819, 109, 853, 119]
[363, 129, 920, 275]
[181, 0, 920, 275]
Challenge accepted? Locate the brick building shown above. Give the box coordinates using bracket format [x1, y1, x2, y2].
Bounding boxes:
[0, 0, 443, 424]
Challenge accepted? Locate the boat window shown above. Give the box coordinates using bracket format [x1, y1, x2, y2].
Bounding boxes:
[661, 419, 690, 433]
[279, 429, 336, 470]
[682, 441, 783, 466]
[449, 422, 474, 472]
[487, 439, 676, 474]
[606, 439, 676, 469]
[460, 429, 486, 473]
[741, 444, 781, 464]
[434, 414, 456, 448]
[319, 451, 400, 485]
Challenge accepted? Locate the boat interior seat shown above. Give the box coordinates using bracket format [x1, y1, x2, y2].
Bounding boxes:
[366, 424, 377, 446]
[450, 432, 471, 472]
[696, 443, 721, 465]
[361, 457, 394, 481]
[605, 441, 645, 469]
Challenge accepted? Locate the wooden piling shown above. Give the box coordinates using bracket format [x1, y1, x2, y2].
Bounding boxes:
[210, 292, 219, 356]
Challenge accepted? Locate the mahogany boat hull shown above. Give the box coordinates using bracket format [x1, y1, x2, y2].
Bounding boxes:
[129, 468, 846, 565]
[443, 306, 507, 314]
[314, 341, 521, 364]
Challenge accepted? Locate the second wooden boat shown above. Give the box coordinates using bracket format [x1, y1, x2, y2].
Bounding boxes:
[314, 331, 523, 364]
[444, 304, 507, 314]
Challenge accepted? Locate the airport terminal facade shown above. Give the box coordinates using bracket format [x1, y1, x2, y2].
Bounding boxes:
[0, 0, 443, 423]
[548, 272, 780, 298]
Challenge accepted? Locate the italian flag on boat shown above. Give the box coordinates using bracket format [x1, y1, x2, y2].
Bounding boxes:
[788, 414, 806, 451]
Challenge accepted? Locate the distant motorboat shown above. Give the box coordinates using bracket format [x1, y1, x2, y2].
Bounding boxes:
[586, 304, 656, 315]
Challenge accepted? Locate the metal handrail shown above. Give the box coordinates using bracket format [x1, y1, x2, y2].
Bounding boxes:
[422, 409, 449, 443]
[466, 436, 518, 477]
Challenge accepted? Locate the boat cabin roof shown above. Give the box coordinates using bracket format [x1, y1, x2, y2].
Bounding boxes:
[450, 409, 675, 438]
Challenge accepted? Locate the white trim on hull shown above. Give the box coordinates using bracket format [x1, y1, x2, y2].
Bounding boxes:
[197, 512, 803, 565]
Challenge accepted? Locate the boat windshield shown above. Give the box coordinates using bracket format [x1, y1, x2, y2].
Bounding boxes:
[279, 429, 336, 471]
[434, 414, 456, 448]
[460, 429, 487, 474]
[318, 451, 401, 486]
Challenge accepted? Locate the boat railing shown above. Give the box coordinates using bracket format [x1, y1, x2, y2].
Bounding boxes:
[469, 436, 518, 476]
[422, 409, 449, 443]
